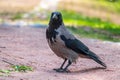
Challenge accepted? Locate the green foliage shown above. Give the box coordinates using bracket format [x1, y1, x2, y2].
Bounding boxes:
[60, 10, 120, 42]
[0, 65, 33, 76]
[68, 26, 120, 42]
[0, 69, 12, 76]
[61, 10, 120, 33]
[11, 13, 23, 20]
[0, 69, 12, 74]
[12, 65, 33, 72]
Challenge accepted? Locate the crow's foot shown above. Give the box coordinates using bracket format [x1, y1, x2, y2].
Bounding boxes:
[53, 68, 70, 73]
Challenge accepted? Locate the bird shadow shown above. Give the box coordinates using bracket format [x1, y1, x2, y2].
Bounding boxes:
[70, 67, 106, 74]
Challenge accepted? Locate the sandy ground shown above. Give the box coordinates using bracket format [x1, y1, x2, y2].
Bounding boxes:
[0, 26, 120, 80]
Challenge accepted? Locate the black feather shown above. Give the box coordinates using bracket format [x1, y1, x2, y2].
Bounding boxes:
[87, 50, 107, 68]
[60, 35, 89, 55]
[46, 28, 58, 44]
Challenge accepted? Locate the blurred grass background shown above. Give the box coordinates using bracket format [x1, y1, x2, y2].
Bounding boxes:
[0, 0, 120, 42]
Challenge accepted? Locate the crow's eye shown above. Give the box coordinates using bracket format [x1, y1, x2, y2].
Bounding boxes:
[58, 14, 61, 17]
[57, 14, 60, 17]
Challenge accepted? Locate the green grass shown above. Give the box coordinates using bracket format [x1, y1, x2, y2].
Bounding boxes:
[67, 26, 120, 42]
[60, 10, 120, 42]
[12, 65, 33, 72]
[0, 65, 33, 76]
[62, 10, 119, 33]
[11, 13, 23, 20]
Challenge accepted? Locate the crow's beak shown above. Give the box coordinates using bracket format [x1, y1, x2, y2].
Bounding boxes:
[52, 14, 58, 20]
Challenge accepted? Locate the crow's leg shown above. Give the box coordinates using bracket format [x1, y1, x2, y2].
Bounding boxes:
[60, 58, 67, 69]
[62, 60, 72, 72]
[54, 58, 67, 72]
[54, 60, 72, 73]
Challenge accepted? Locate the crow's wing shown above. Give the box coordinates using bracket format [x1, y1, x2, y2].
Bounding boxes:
[60, 35, 89, 55]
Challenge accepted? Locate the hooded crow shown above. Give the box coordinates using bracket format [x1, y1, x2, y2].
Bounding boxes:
[46, 12, 107, 72]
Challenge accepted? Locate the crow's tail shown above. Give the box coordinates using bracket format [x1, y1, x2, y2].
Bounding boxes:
[87, 50, 107, 68]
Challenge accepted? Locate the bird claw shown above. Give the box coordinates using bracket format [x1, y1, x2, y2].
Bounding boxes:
[53, 68, 70, 73]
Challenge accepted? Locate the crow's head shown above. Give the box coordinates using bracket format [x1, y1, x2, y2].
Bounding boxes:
[49, 12, 63, 29]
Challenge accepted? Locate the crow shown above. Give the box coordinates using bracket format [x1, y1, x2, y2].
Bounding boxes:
[46, 12, 107, 72]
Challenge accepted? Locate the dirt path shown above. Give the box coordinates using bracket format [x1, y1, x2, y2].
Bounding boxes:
[0, 26, 120, 80]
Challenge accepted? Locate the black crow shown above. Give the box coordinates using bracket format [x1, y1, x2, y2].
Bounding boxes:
[46, 12, 107, 72]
